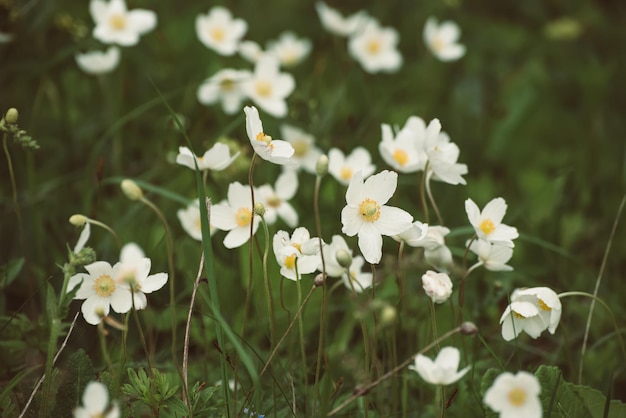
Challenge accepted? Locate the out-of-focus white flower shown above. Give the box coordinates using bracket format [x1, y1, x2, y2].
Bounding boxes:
[393, 220, 428, 245]
[423, 17, 466, 62]
[75, 47, 120, 75]
[409, 346, 470, 385]
[511, 287, 562, 335]
[280, 125, 322, 174]
[256, 170, 299, 227]
[404, 225, 453, 272]
[328, 147, 376, 185]
[195, 6, 247, 56]
[315, 2, 368, 37]
[421, 270, 453, 304]
[320, 235, 352, 278]
[67, 261, 132, 324]
[273, 227, 321, 280]
[484, 371, 542, 418]
[468, 239, 514, 271]
[211, 182, 260, 249]
[379, 121, 426, 173]
[90, 0, 156, 47]
[348, 20, 402, 73]
[0, 31, 14, 43]
[422, 119, 468, 185]
[244, 106, 295, 165]
[500, 301, 546, 341]
[175, 144, 239, 171]
[242, 55, 295, 118]
[73, 381, 120, 418]
[465, 197, 518, 247]
[341, 255, 373, 292]
[197, 68, 251, 115]
[238, 40, 264, 63]
[116, 243, 168, 310]
[177, 199, 215, 241]
[267, 31, 312, 67]
[341, 170, 413, 264]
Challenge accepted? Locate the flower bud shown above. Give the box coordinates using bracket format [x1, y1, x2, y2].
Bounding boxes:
[379, 305, 397, 326]
[460, 321, 479, 336]
[335, 249, 352, 269]
[69, 214, 88, 226]
[315, 154, 329, 177]
[121, 179, 143, 200]
[253, 201, 266, 217]
[5, 108, 18, 124]
[314, 273, 325, 287]
[422, 270, 453, 304]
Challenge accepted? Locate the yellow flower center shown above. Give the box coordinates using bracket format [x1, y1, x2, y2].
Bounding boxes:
[284, 253, 296, 269]
[359, 198, 381, 223]
[538, 299, 551, 311]
[255, 132, 272, 145]
[392, 149, 409, 166]
[512, 310, 525, 319]
[292, 243, 302, 252]
[235, 207, 252, 227]
[366, 39, 381, 54]
[109, 13, 127, 31]
[93, 275, 116, 298]
[211, 27, 225, 42]
[432, 36, 445, 52]
[220, 78, 235, 91]
[479, 219, 496, 235]
[266, 195, 281, 208]
[292, 139, 309, 157]
[339, 166, 353, 181]
[255, 80, 272, 98]
[507, 387, 527, 407]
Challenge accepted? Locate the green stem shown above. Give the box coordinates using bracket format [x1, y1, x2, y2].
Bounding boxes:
[425, 170, 443, 226]
[260, 216, 276, 347]
[2, 133, 25, 256]
[457, 235, 477, 325]
[295, 267, 308, 410]
[429, 300, 440, 351]
[38, 317, 61, 418]
[419, 168, 429, 223]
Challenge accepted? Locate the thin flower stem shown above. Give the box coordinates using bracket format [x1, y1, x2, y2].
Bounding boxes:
[2, 133, 25, 258]
[260, 216, 276, 347]
[87, 218, 121, 249]
[419, 169, 429, 224]
[457, 235, 477, 325]
[294, 267, 309, 408]
[425, 170, 444, 226]
[429, 300, 440, 352]
[242, 154, 258, 339]
[327, 325, 463, 416]
[139, 196, 178, 371]
[396, 241, 405, 306]
[98, 323, 114, 373]
[578, 193, 626, 384]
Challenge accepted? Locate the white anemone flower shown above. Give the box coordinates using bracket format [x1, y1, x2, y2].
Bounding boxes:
[315, 2, 368, 37]
[468, 239, 514, 272]
[68, 261, 132, 325]
[341, 170, 413, 264]
[393, 220, 428, 245]
[512, 287, 562, 335]
[75, 47, 120, 75]
[267, 31, 312, 67]
[402, 224, 453, 272]
[90, 0, 156, 47]
[465, 197, 519, 247]
[484, 371, 542, 418]
[409, 346, 470, 386]
[195, 6, 247, 56]
[348, 20, 402, 73]
[177, 199, 215, 241]
[379, 122, 426, 173]
[244, 106, 295, 165]
[256, 170, 299, 227]
[243, 55, 295, 118]
[116, 243, 168, 310]
[500, 301, 547, 341]
[73, 381, 120, 418]
[423, 17, 466, 62]
[273, 228, 321, 280]
[197, 68, 251, 115]
[341, 255, 374, 293]
[211, 182, 260, 249]
[321, 234, 352, 278]
[280, 125, 322, 174]
[328, 147, 376, 185]
[422, 270, 453, 304]
[238, 40, 264, 63]
[175, 144, 239, 171]
[73, 222, 92, 254]
[422, 119, 468, 185]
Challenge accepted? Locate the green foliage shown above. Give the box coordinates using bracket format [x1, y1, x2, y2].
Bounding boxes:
[122, 368, 187, 416]
[51, 349, 96, 417]
[0, 258, 24, 290]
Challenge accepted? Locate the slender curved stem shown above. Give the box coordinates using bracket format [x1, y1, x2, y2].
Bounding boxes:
[425, 170, 443, 226]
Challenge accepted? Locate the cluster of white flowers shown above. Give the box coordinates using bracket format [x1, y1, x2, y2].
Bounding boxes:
[68, 243, 168, 325]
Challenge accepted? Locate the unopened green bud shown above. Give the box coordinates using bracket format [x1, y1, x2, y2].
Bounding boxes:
[5, 108, 18, 124]
[121, 179, 143, 200]
[380, 305, 397, 326]
[72, 247, 96, 266]
[69, 214, 88, 226]
[253, 201, 266, 217]
[335, 249, 352, 269]
[315, 154, 329, 177]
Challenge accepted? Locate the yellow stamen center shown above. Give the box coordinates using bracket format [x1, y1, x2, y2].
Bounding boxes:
[292, 243, 302, 252]
[508, 387, 527, 407]
[109, 14, 127, 31]
[284, 254, 296, 269]
[255, 132, 272, 145]
[432, 36, 445, 52]
[479, 219, 496, 235]
[220, 78, 235, 91]
[266, 195, 281, 208]
[359, 198, 381, 223]
[255, 80, 272, 98]
[512, 310, 525, 319]
[392, 149, 409, 166]
[292, 140, 309, 157]
[93, 275, 116, 298]
[339, 166, 353, 181]
[538, 299, 551, 311]
[211, 27, 225, 42]
[366, 39, 381, 54]
[235, 207, 252, 227]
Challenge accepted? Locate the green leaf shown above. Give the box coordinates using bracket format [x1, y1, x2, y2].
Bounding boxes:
[46, 283, 58, 319]
[0, 258, 24, 289]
